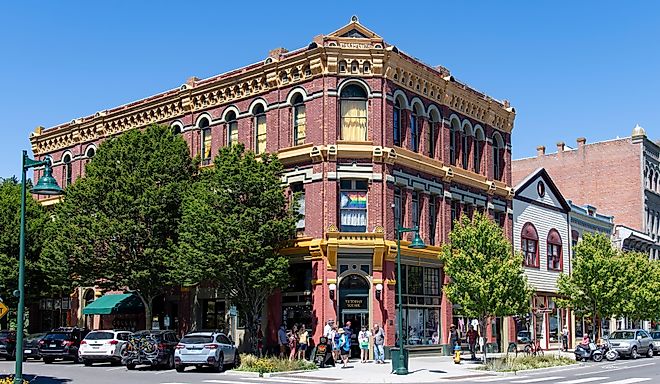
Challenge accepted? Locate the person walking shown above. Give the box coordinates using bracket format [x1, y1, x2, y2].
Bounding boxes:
[338, 328, 350, 368]
[297, 326, 309, 360]
[278, 324, 288, 358]
[372, 323, 385, 364]
[561, 325, 569, 352]
[288, 325, 299, 360]
[358, 325, 371, 363]
[466, 325, 478, 360]
[448, 324, 460, 350]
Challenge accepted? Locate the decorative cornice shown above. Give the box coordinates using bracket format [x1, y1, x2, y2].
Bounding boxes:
[30, 22, 515, 156]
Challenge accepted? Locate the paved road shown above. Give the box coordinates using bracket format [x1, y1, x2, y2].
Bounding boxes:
[0, 357, 658, 383]
[456, 357, 660, 384]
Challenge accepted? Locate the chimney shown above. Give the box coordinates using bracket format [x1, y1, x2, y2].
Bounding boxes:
[536, 145, 546, 157]
[556, 141, 565, 157]
[577, 137, 586, 149]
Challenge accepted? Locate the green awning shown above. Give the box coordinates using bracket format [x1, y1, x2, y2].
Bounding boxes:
[82, 293, 144, 315]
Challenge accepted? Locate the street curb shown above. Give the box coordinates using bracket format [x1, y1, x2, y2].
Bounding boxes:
[496, 362, 585, 376]
[226, 368, 320, 378]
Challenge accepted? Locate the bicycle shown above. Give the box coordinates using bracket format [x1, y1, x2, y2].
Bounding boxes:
[523, 339, 544, 356]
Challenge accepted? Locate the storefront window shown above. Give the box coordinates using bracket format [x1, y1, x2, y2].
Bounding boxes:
[282, 263, 312, 329]
[397, 265, 441, 345]
[202, 299, 226, 332]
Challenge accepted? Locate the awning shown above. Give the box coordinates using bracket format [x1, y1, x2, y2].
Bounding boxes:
[82, 293, 144, 315]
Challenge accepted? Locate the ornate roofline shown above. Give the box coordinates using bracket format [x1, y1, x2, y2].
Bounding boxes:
[30, 18, 516, 156]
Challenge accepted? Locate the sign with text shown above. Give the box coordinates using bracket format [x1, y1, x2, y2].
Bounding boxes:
[340, 296, 368, 310]
[0, 302, 8, 320]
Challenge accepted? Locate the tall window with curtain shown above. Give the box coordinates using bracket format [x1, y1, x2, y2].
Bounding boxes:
[63, 154, 72, 187]
[226, 111, 238, 146]
[411, 191, 420, 229]
[254, 104, 267, 154]
[522, 222, 539, 268]
[291, 182, 305, 231]
[292, 94, 306, 146]
[461, 129, 471, 170]
[428, 195, 436, 246]
[339, 179, 368, 232]
[492, 133, 504, 180]
[450, 119, 459, 165]
[547, 229, 563, 271]
[393, 99, 401, 146]
[410, 108, 419, 152]
[199, 118, 212, 165]
[340, 84, 368, 141]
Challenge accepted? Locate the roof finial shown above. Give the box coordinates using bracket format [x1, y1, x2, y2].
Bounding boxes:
[351, 15, 359, 23]
[632, 123, 646, 139]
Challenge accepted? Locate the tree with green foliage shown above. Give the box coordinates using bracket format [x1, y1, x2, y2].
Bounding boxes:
[440, 212, 531, 362]
[557, 232, 626, 339]
[617, 252, 660, 323]
[173, 144, 298, 353]
[43, 125, 195, 327]
[0, 177, 60, 319]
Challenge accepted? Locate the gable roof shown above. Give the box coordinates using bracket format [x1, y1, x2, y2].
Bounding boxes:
[326, 16, 383, 40]
[514, 168, 571, 212]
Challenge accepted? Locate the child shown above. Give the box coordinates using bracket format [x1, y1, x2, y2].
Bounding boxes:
[297, 326, 309, 360]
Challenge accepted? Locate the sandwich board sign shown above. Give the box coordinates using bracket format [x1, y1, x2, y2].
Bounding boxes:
[0, 302, 8, 320]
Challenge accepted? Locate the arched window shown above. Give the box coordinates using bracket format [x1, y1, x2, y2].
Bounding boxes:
[473, 127, 484, 174]
[62, 153, 72, 187]
[449, 118, 460, 166]
[226, 111, 238, 146]
[461, 122, 472, 170]
[492, 133, 505, 181]
[171, 123, 182, 136]
[410, 104, 421, 152]
[340, 84, 367, 141]
[253, 104, 267, 154]
[199, 117, 212, 165]
[84, 147, 96, 166]
[292, 94, 306, 146]
[427, 110, 439, 158]
[547, 229, 563, 271]
[393, 99, 402, 146]
[521, 222, 539, 268]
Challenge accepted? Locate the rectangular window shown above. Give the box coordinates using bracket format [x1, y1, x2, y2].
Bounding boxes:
[339, 180, 368, 232]
[410, 114, 418, 152]
[411, 191, 420, 229]
[451, 200, 459, 230]
[428, 122, 435, 158]
[292, 183, 305, 230]
[462, 135, 470, 169]
[228, 121, 238, 145]
[494, 210, 506, 228]
[473, 141, 481, 174]
[201, 299, 226, 330]
[340, 100, 367, 141]
[201, 128, 212, 165]
[449, 130, 456, 165]
[493, 146, 502, 180]
[547, 243, 562, 271]
[393, 107, 401, 146]
[408, 266, 423, 295]
[255, 114, 267, 154]
[394, 187, 404, 230]
[293, 104, 306, 145]
[523, 239, 539, 268]
[429, 196, 437, 246]
[423, 267, 440, 295]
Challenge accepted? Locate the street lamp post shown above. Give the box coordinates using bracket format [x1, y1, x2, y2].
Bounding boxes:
[14, 150, 63, 384]
[394, 226, 426, 375]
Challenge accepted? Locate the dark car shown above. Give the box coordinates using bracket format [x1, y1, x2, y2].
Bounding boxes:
[24, 333, 48, 360]
[0, 330, 17, 360]
[39, 327, 90, 364]
[122, 330, 178, 370]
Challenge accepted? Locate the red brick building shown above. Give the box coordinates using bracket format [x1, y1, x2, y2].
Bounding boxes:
[29, 18, 517, 353]
[512, 126, 659, 259]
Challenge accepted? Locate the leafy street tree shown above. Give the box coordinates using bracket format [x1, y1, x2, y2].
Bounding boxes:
[440, 212, 531, 361]
[0, 177, 59, 316]
[617, 251, 660, 323]
[174, 144, 298, 353]
[557, 232, 626, 338]
[44, 125, 195, 326]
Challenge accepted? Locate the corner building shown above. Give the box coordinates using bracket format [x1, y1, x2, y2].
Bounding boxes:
[29, 19, 516, 352]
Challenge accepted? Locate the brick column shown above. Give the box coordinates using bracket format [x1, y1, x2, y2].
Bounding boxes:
[383, 259, 396, 346]
[402, 188, 412, 240]
[440, 273, 453, 350]
[486, 135, 494, 180]
[418, 116, 428, 155]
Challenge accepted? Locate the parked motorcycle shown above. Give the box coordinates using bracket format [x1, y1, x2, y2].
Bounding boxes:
[575, 342, 604, 362]
[602, 340, 619, 362]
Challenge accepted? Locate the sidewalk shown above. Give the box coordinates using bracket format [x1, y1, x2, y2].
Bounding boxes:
[279, 350, 577, 383]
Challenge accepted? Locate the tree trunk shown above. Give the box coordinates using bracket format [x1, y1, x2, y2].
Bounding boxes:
[134, 292, 152, 330]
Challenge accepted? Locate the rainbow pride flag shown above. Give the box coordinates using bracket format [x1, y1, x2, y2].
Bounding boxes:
[341, 192, 367, 209]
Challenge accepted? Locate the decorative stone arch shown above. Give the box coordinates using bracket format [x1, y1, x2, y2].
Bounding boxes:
[195, 112, 213, 128]
[492, 131, 505, 148]
[84, 144, 97, 158]
[285, 86, 309, 106]
[427, 105, 442, 122]
[170, 120, 184, 135]
[409, 97, 427, 117]
[449, 114, 462, 132]
[219, 105, 240, 123]
[392, 89, 410, 109]
[462, 119, 474, 136]
[60, 150, 74, 164]
[248, 98, 269, 115]
[337, 77, 372, 98]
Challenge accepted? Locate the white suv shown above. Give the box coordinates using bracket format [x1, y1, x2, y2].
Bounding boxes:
[79, 330, 131, 366]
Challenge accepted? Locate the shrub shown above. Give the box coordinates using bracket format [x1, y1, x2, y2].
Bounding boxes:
[0, 377, 29, 384]
[236, 354, 317, 374]
[480, 355, 576, 372]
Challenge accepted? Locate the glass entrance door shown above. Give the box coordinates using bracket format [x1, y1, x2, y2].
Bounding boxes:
[338, 274, 370, 358]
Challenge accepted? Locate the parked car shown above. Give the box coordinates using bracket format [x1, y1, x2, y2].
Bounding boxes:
[607, 329, 654, 359]
[651, 331, 660, 355]
[122, 330, 178, 370]
[517, 330, 532, 344]
[174, 331, 239, 372]
[0, 330, 17, 360]
[24, 333, 48, 360]
[79, 330, 132, 366]
[39, 327, 90, 364]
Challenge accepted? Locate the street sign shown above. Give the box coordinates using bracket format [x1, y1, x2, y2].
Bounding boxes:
[0, 302, 8, 320]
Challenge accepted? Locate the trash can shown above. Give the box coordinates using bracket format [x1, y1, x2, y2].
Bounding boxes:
[390, 347, 409, 372]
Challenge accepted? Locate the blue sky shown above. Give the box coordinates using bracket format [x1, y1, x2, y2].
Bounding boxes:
[1, 0, 658, 178]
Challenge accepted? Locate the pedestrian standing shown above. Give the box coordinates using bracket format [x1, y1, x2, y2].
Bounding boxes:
[358, 325, 371, 363]
[372, 323, 385, 364]
[298, 326, 309, 360]
[562, 325, 569, 351]
[278, 324, 288, 358]
[256, 324, 264, 358]
[338, 328, 350, 368]
[466, 325, 478, 360]
[331, 324, 341, 362]
[289, 325, 299, 360]
[448, 324, 460, 350]
[323, 319, 335, 338]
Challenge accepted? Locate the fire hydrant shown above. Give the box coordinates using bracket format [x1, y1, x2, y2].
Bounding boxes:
[453, 343, 461, 364]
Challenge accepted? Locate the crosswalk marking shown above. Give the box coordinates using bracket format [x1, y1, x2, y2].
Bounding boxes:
[476, 376, 529, 382]
[601, 379, 651, 384]
[511, 377, 565, 383]
[557, 377, 609, 384]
